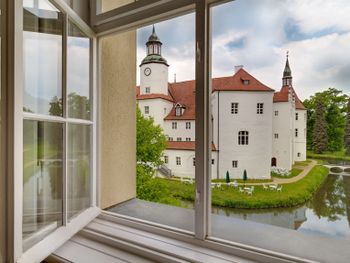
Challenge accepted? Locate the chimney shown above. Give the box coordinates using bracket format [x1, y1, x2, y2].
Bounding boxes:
[234, 65, 244, 73]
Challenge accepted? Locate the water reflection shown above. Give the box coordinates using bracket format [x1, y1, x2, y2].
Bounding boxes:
[211, 173, 350, 240]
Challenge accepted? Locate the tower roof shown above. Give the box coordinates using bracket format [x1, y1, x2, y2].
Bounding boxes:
[283, 52, 292, 78]
[141, 25, 168, 66]
[147, 25, 161, 43]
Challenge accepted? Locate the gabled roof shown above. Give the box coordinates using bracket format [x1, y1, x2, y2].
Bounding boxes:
[273, 86, 306, 110]
[166, 141, 217, 151]
[212, 68, 275, 92]
[165, 80, 196, 120]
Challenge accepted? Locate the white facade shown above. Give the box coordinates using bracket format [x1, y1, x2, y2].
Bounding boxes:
[213, 91, 273, 179]
[164, 120, 195, 142]
[137, 29, 306, 179]
[140, 63, 169, 95]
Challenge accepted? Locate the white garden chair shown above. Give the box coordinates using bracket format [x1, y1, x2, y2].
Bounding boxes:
[277, 185, 282, 192]
[239, 187, 244, 193]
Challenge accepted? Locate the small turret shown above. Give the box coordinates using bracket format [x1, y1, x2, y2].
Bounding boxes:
[282, 51, 292, 87]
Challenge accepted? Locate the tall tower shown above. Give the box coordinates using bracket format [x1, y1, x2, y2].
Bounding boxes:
[282, 52, 292, 87]
[140, 26, 169, 95]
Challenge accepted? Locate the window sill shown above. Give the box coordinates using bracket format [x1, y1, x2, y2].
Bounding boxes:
[18, 206, 100, 263]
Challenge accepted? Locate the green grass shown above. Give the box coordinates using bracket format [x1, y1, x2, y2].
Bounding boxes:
[307, 150, 350, 161]
[154, 165, 329, 209]
[211, 178, 273, 183]
[271, 168, 302, 179]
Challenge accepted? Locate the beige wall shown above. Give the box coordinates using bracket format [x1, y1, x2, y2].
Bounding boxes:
[100, 0, 136, 209]
[101, 0, 134, 13]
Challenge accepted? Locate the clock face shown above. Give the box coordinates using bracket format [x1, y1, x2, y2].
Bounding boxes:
[144, 67, 151, 76]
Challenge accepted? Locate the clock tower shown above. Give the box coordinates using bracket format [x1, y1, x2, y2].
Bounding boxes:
[140, 25, 169, 95]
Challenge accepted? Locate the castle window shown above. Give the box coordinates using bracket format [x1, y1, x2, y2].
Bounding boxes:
[172, 122, 177, 129]
[295, 112, 298, 120]
[295, 128, 298, 137]
[186, 137, 191, 141]
[212, 159, 215, 165]
[274, 110, 278, 116]
[176, 157, 181, 166]
[177, 137, 182, 141]
[297, 152, 301, 157]
[144, 106, 149, 114]
[175, 107, 182, 116]
[257, 103, 264, 114]
[168, 137, 173, 141]
[145, 87, 150, 94]
[232, 160, 238, 168]
[243, 79, 250, 85]
[186, 122, 191, 129]
[164, 156, 168, 164]
[231, 102, 238, 114]
[238, 131, 249, 145]
[274, 133, 279, 139]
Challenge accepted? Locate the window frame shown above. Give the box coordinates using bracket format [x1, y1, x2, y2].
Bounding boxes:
[9, 0, 100, 262]
[257, 103, 263, 114]
[238, 130, 249, 145]
[144, 105, 149, 114]
[231, 102, 238, 114]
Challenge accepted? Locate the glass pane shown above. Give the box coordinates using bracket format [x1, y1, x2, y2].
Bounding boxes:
[67, 20, 91, 120]
[209, 0, 350, 260]
[23, 120, 63, 250]
[104, 15, 196, 233]
[68, 124, 91, 220]
[23, 0, 63, 116]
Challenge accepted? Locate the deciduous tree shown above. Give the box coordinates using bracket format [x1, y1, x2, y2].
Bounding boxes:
[312, 101, 328, 154]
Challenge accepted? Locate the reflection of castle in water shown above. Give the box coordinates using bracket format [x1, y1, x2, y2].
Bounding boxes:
[212, 205, 307, 230]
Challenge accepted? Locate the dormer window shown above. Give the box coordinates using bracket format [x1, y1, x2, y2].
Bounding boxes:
[175, 107, 182, 116]
[145, 87, 150, 94]
[243, 79, 250, 85]
[175, 103, 185, 117]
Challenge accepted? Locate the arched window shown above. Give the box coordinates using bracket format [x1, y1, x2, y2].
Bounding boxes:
[238, 131, 249, 145]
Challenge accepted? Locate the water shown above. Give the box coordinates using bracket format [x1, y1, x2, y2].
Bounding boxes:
[210, 173, 350, 240]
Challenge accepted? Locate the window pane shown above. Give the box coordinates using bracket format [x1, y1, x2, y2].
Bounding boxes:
[67, 124, 91, 220]
[67, 20, 91, 120]
[103, 16, 195, 233]
[23, 120, 63, 250]
[23, 0, 63, 116]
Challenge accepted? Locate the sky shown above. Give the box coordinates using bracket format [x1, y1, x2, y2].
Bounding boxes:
[137, 0, 350, 100]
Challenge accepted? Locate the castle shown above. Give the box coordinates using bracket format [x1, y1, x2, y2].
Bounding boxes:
[137, 27, 307, 179]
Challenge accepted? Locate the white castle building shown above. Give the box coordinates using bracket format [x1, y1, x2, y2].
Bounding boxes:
[137, 27, 306, 179]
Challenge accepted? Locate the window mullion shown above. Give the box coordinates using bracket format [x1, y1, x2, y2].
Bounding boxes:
[194, 0, 211, 240]
[62, 13, 68, 226]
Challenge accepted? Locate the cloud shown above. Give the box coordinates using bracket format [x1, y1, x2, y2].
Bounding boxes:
[137, 0, 350, 100]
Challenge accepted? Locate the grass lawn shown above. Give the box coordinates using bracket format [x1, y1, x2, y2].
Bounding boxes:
[271, 168, 302, 179]
[307, 150, 350, 161]
[155, 165, 329, 209]
[211, 178, 273, 183]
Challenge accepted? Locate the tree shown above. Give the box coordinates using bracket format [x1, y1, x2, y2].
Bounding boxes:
[304, 88, 348, 151]
[225, 171, 230, 183]
[243, 169, 247, 186]
[344, 98, 350, 155]
[312, 101, 328, 154]
[137, 107, 166, 166]
[136, 106, 167, 200]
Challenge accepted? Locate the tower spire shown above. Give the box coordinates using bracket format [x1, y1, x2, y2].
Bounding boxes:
[282, 51, 292, 86]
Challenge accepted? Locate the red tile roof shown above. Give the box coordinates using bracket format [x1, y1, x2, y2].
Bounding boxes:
[273, 86, 306, 110]
[212, 68, 275, 92]
[137, 93, 174, 102]
[166, 141, 217, 151]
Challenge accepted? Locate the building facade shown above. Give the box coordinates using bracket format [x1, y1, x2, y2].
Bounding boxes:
[137, 28, 307, 179]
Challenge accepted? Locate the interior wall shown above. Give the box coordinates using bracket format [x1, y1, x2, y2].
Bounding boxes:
[100, 0, 136, 209]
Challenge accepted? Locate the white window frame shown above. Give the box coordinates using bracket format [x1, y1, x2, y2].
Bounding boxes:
[295, 128, 298, 137]
[231, 102, 238, 114]
[257, 103, 263, 114]
[172, 121, 177, 129]
[4, 1, 336, 262]
[144, 105, 149, 114]
[145, 86, 150, 94]
[295, 112, 298, 120]
[274, 133, 278, 139]
[177, 137, 182, 141]
[232, 160, 238, 168]
[274, 110, 278, 116]
[186, 137, 191, 141]
[186, 121, 191, 129]
[238, 131, 249, 145]
[9, 1, 100, 262]
[176, 156, 181, 166]
[164, 155, 168, 164]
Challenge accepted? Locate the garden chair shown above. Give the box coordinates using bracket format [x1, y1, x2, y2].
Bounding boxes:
[239, 187, 244, 193]
[277, 185, 282, 192]
[233, 181, 238, 188]
[247, 187, 253, 195]
[263, 184, 268, 190]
